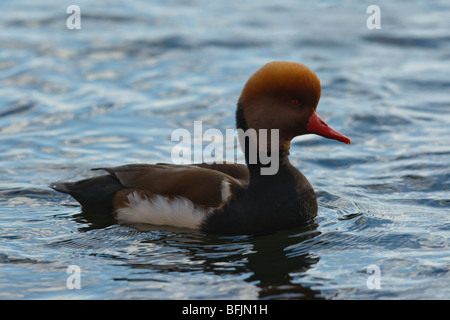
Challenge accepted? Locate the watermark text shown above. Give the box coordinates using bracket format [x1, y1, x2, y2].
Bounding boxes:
[66, 265, 81, 289]
[171, 121, 280, 175]
[66, 5, 81, 30]
[366, 264, 381, 289]
[366, 5, 381, 30]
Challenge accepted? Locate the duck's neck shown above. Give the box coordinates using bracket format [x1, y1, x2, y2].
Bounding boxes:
[236, 103, 291, 177]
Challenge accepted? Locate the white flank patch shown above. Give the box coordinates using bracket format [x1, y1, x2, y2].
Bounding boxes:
[221, 179, 232, 202]
[115, 192, 212, 229]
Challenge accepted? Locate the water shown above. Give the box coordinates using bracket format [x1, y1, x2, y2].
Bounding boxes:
[0, 0, 449, 300]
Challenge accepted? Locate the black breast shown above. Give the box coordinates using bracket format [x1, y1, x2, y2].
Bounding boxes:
[202, 160, 317, 235]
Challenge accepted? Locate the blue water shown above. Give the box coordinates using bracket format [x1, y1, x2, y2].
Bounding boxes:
[0, 0, 449, 299]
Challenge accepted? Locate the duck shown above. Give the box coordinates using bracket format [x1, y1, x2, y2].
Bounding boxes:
[50, 61, 350, 235]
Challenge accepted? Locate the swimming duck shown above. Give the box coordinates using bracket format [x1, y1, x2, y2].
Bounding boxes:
[51, 61, 350, 235]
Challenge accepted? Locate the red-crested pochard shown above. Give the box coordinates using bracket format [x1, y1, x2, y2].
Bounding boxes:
[51, 61, 350, 235]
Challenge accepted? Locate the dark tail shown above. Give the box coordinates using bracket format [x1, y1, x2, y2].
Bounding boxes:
[50, 174, 124, 215]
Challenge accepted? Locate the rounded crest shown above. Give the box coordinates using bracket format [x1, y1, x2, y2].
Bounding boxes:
[239, 61, 321, 108]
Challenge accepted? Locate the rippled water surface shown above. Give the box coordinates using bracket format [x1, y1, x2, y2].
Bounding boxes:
[0, 0, 449, 299]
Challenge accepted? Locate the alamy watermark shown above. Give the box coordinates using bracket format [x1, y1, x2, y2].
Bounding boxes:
[171, 121, 280, 175]
[66, 265, 81, 289]
[66, 5, 81, 30]
[66, 5, 381, 31]
[366, 264, 381, 289]
[366, 5, 381, 30]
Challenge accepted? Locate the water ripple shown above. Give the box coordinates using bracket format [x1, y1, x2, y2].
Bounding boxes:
[1, 0, 449, 300]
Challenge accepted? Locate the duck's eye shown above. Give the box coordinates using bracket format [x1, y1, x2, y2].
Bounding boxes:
[291, 99, 299, 105]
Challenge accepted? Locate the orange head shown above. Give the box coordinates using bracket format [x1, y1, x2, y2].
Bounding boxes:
[237, 61, 350, 151]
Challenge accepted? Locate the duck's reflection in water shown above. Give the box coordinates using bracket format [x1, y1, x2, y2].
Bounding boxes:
[73, 217, 323, 299]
